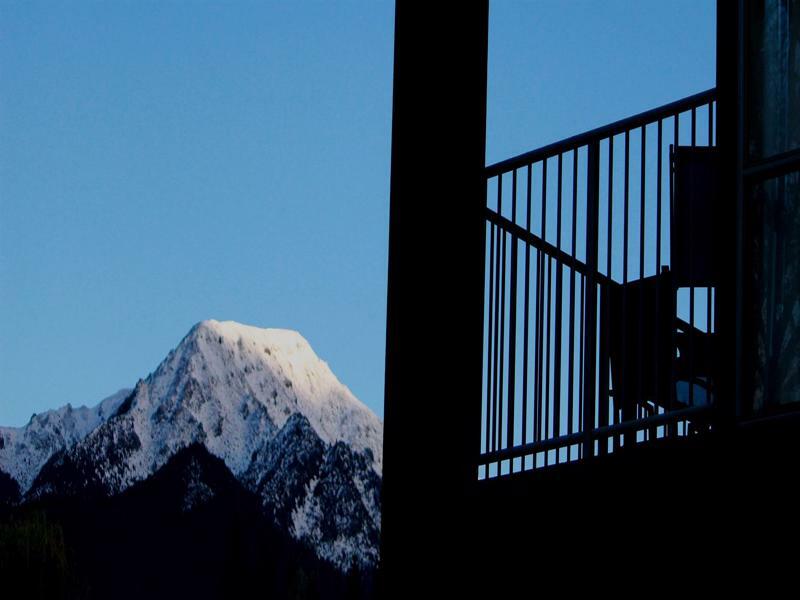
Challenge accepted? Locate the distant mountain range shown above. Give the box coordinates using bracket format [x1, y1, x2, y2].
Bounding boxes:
[0, 320, 382, 596]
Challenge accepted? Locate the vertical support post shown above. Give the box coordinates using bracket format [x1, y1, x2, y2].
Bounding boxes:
[381, 1, 489, 596]
[715, 0, 743, 424]
[582, 142, 600, 458]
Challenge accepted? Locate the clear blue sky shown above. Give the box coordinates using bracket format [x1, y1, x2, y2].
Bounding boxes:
[0, 1, 715, 426]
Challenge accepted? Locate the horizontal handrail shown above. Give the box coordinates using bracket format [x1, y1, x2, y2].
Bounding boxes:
[485, 88, 716, 177]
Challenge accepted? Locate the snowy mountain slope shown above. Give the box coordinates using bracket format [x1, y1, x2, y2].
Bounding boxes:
[24, 320, 383, 570]
[0, 388, 130, 493]
[289, 438, 381, 569]
[17, 443, 370, 600]
[242, 412, 381, 569]
[242, 412, 327, 524]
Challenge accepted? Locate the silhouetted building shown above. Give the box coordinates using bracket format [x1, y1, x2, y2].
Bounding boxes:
[382, 2, 800, 594]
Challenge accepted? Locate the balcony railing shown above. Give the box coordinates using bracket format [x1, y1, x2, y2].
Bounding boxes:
[480, 89, 718, 479]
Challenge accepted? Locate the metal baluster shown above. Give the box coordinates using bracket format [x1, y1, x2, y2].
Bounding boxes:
[507, 170, 518, 468]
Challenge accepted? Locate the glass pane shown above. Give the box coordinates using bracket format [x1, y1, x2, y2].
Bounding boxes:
[752, 171, 800, 410]
[747, 0, 800, 161]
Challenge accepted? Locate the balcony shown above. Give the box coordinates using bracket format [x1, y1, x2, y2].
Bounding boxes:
[479, 89, 719, 478]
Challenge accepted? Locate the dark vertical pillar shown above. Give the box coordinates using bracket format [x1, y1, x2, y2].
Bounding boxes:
[381, 1, 489, 596]
[714, 0, 743, 423]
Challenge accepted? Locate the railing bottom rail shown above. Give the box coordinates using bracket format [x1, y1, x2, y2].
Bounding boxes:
[479, 405, 711, 468]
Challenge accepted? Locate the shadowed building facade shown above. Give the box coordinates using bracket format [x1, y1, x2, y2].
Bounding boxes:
[382, 1, 800, 593]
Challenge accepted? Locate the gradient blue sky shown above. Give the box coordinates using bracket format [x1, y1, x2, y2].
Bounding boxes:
[0, 1, 715, 426]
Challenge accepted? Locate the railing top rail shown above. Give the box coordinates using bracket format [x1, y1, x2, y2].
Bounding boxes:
[484, 88, 716, 178]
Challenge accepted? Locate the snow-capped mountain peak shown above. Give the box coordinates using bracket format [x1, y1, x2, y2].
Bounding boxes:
[109, 319, 381, 483]
[10, 320, 383, 571]
[181, 320, 382, 471]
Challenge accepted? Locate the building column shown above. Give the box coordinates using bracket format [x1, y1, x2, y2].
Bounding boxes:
[381, 1, 489, 594]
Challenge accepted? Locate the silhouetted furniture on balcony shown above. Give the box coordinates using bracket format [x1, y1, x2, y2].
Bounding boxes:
[601, 270, 716, 434]
[671, 146, 720, 287]
[670, 144, 719, 412]
[600, 145, 719, 434]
